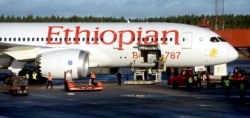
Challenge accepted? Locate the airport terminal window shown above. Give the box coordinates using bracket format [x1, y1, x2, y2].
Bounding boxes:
[210, 37, 219, 42]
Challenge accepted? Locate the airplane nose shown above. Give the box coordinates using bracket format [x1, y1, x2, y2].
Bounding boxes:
[228, 47, 239, 62]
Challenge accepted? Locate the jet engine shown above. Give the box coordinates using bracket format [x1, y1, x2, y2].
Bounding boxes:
[36, 49, 89, 79]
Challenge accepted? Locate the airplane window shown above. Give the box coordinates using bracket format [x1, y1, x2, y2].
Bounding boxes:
[46, 38, 48, 41]
[32, 38, 34, 41]
[170, 38, 173, 42]
[55, 38, 57, 41]
[9, 38, 12, 41]
[82, 38, 85, 41]
[37, 38, 39, 41]
[217, 37, 226, 42]
[60, 38, 62, 41]
[0, 38, 2, 41]
[183, 38, 185, 42]
[4, 38, 7, 41]
[41, 38, 44, 41]
[210, 37, 219, 42]
[78, 38, 80, 41]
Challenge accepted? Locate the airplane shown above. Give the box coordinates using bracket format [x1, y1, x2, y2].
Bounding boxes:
[0, 22, 238, 80]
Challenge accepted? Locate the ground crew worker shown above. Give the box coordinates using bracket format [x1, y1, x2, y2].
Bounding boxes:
[224, 78, 230, 96]
[46, 72, 53, 89]
[25, 71, 30, 83]
[228, 72, 232, 80]
[147, 67, 152, 80]
[188, 76, 193, 92]
[196, 71, 202, 88]
[32, 71, 37, 84]
[206, 72, 210, 88]
[116, 71, 122, 85]
[65, 70, 72, 81]
[239, 81, 245, 102]
[89, 72, 96, 86]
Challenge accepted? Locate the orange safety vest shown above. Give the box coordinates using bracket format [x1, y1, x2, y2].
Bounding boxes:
[48, 75, 53, 81]
[90, 73, 96, 79]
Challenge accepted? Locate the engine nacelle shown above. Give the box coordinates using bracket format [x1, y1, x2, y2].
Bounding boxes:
[36, 50, 89, 79]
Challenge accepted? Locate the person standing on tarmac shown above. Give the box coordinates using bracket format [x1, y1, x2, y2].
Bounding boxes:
[89, 72, 96, 86]
[32, 71, 37, 84]
[46, 72, 53, 89]
[196, 71, 202, 88]
[224, 78, 230, 97]
[239, 81, 246, 102]
[188, 76, 193, 92]
[147, 67, 152, 80]
[206, 72, 210, 88]
[25, 71, 30, 84]
[116, 71, 122, 85]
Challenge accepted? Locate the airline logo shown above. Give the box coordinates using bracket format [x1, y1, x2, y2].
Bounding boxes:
[47, 26, 180, 50]
[209, 48, 218, 58]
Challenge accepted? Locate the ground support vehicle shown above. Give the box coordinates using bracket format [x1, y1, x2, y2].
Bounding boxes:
[64, 80, 103, 91]
[9, 76, 29, 96]
[167, 69, 194, 88]
[64, 71, 103, 91]
[229, 68, 249, 88]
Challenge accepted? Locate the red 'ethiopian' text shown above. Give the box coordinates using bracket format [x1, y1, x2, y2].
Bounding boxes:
[47, 26, 180, 50]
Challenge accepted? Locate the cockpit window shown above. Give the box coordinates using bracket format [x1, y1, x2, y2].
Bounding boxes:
[210, 37, 220, 42]
[217, 37, 226, 42]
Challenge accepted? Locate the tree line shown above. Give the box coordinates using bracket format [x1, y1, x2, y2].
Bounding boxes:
[0, 14, 250, 29]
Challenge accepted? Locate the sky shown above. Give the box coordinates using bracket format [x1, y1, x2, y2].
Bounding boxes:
[0, 0, 249, 18]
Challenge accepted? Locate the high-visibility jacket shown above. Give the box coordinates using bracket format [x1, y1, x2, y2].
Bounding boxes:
[32, 72, 37, 80]
[148, 68, 152, 74]
[188, 77, 193, 83]
[90, 73, 96, 79]
[48, 75, 53, 81]
[240, 83, 245, 91]
[26, 73, 30, 79]
[228, 75, 232, 80]
[197, 73, 201, 79]
[224, 80, 230, 87]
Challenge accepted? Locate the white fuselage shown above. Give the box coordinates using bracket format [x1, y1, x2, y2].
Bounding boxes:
[0, 22, 238, 78]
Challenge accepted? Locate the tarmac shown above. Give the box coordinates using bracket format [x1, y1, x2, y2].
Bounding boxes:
[0, 81, 250, 118]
